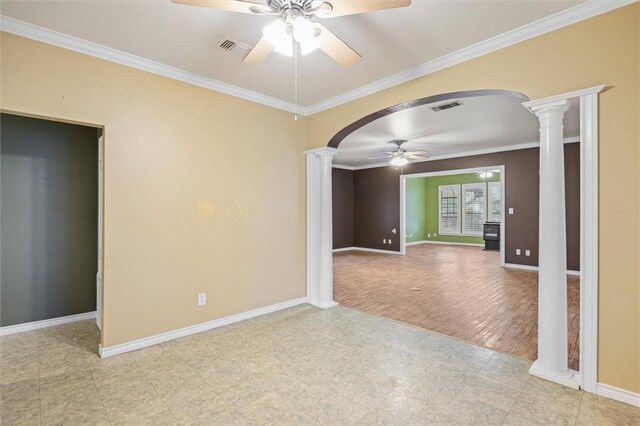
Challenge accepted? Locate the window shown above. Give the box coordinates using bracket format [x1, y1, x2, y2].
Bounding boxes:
[462, 183, 486, 235]
[438, 184, 460, 235]
[488, 181, 502, 222]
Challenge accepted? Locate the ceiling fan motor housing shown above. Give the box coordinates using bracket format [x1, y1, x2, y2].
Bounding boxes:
[268, 0, 314, 15]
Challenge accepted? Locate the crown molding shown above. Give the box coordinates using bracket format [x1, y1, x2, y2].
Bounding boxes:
[333, 137, 580, 170]
[0, 15, 310, 116]
[0, 1, 631, 116]
[305, 0, 634, 115]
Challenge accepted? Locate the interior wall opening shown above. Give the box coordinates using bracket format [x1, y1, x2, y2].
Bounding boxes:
[0, 112, 103, 354]
[329, 90, 581, 372]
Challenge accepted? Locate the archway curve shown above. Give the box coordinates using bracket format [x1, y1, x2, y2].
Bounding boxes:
[326, 89, 530, 148]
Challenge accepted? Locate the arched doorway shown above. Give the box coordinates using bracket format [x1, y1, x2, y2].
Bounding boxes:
[305, 86, 604, 393]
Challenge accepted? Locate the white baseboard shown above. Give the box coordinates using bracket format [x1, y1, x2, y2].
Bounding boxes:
[0, 311, 96, 336]
[333, 246, 357, 252]
[407, 240, 484, 248]
[597, 383, 640, 407]
[504, 263, 580, 276]
[332, 246, 401, 255]
[98, 297, 307, 358]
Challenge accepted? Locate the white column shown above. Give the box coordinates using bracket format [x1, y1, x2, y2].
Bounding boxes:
[316, 150, 338, 308]
[527, 99, 579, 388]
[305, 147, 338, 309]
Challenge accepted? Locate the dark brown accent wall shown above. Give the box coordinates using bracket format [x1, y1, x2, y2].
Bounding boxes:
[332, 168, 354, 249]
[333, 143, 581, 270]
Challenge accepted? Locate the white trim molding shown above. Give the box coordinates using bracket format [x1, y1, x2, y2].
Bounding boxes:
[332, 246, 401, 255]
[0, 1, 628, 116]
[305, 4, 630, 114]
[0, 16, 305, 115]
[597, 383, 640, 408]
[579, 89, 600, 394]
[504, 263, 580, 277]
[0, 311, 96, 336]
[406, 240, 484, 248]
[99, 298, 307, 358]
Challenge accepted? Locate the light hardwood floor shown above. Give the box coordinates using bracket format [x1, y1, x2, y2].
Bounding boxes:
[334, 244, 580, 371]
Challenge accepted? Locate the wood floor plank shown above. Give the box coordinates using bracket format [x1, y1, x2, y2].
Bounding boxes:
[333, 244, 580, 370]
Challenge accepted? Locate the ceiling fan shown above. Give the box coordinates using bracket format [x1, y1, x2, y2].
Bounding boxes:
[368, 140, 429, 167]
[171, 0, 411, 66]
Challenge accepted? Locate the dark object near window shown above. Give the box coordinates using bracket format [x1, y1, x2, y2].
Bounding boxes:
[483, 222, 500, 251]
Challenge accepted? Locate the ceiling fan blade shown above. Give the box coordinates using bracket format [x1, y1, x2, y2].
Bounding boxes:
[242, 36, 274, 64]
[314, 23, 361, 66]
[171, 0, 267, 14]
[314, 0, 411, 18]
[405, 150, 428, 155]
[407, 155, 429, 161]
[367, 155, 393, 160]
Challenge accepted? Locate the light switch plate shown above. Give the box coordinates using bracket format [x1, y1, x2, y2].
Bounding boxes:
[516, 249, 521, 255]
[509, 208, 514, 215]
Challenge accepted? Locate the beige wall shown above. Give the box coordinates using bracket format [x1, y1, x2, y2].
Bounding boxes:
[0, 32, 307, 347]
[1, 2, 638, 394]
[308, 4, 640, 393]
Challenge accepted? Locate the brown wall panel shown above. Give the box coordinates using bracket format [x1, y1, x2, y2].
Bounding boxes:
[353, 166, 403, 251]
[334, 143, 580, 269]
[332, 168, 354, 249]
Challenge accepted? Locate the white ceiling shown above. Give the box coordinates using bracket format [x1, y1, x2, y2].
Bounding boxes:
[334, 94, 580, 167]
[0, 0, 584, 107]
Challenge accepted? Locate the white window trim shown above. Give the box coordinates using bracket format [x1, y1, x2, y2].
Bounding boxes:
[437, 184, 461, 235]
[487, 181, 502, 223]
[461, 183, 486, 236]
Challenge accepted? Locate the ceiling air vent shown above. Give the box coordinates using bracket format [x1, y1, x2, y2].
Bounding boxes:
[216, 37, 250, 59]
[430, 101, 463, 112]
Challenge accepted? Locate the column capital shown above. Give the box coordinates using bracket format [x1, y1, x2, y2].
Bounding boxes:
[525, 99, 570, 117]
[305, 147, 338, 158]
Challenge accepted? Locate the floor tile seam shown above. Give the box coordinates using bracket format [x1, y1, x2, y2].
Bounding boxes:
[129, 352, 179, 424]
[573, 393, 585, 426]
[89, 365, 114, 426]
[500, 375, 540, 425]
[348, 394, 389, 426]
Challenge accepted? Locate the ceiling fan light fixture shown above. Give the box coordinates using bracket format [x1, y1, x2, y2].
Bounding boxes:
[263, 19, 291, 52]
[390, 156, 409, 167]
[292, 16, 319, 55]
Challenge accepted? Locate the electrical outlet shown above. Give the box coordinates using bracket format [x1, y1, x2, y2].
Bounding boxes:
[516, 249, 521, 255]
[427, 233, 430, 238]
[389, 239, 392, 244]
[198, 293, 206, 306]
[509, 208, 514, 215]
[525, 250, 531, 257]
[383, 239, 386, 244]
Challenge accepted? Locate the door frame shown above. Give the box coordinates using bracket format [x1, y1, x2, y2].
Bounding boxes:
[399, 165, 506, 267]
[0, 109, 105, 338]
[96, 134, 104, 330]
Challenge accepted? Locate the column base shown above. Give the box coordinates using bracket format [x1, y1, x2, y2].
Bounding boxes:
[309, 301, 339, 310]
[529, 360, 581, 389]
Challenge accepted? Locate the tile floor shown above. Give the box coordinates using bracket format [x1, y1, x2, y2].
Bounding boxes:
[1, 305, 638, 425]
